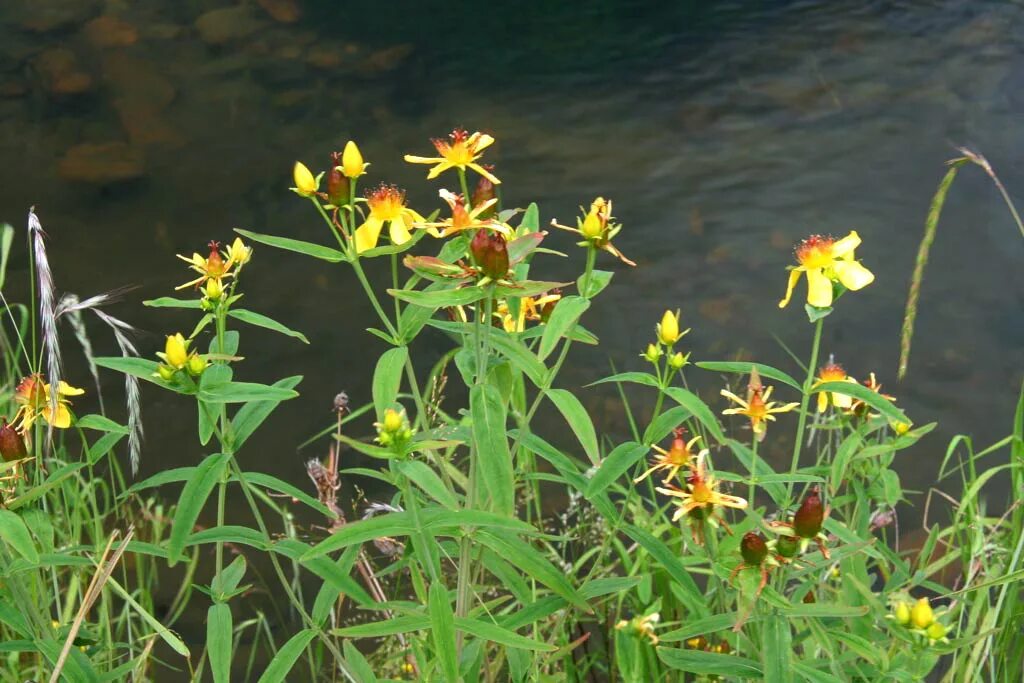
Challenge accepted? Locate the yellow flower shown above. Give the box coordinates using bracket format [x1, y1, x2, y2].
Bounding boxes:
[910, 598, 934, 630]
[225, 237, 252, 267]
[496, 292, 561, 332]
[812, 362, 857, 413]
[721, 369, 798, 441]
[160, 333, 190, 369]
[14, 375, 84, 430]
[417, 189, 502, 239]
[354, 184, 424, 254]
[176, 241, 233, 290]
[382, 408, 404, 433]
[551, 197, 635, 266]
[926, 621, 947, 641]
[656, 453, 747, 521]
[779, 231, 874, 309]
[635, 429, 702, 484]
[341, 141, 366, 179]
[404, 128, 500, 184]
[203, 278, 223, 300]
[292, 161, 318, 197]
[657, 310, 687, 346]
[615, 613, 660, 645]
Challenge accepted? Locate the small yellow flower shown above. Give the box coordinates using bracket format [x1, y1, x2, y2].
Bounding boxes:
[382, 408, 404, 433]
[374, 407, 413, 448]
[615, 613, 659, 645]
[910, 598, 934, 630]
[417, 189, 502, 239]
[926, 621, 947, 641]
[176, 241, 233, 291]
[656, 453, 747, 521]
[160, 333, 190, 369]
[668, 351, 687, 370]
[551, 197, 635, 266]
[226, 237, 252, 267]
[292, 161, 318, 197]
[779, 231, 874, 309]
[14, 375, 84, 430]
[641, 343, 663, 363]
[495, 292, 561, 332]
[721, 369, 798, 441]
[202, 278, 223, 300]
[341, 141, 366, 179]
[404, 128, 500, 184]
[812, 362, 857, 413]
[657, 310, 688, 346]
[354, 184, 425, 253]
[635, 429, 702, 484]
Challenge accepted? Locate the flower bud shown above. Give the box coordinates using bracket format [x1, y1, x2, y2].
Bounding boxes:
[293, 161, 318, 197]
[157, 364, 176, 381]
[227, 238, 252, 266]
[657, 310, 681, 346]
[164, 334, 189, 369]
[382, 408, 404, 434]
[642, 343, 663, 363]
[740, 532, 768, 566]
[776, 534, 800, 558]
[581, 207, 603, 240]
[684, 636, 707, 651]
[187, 354, 208, 376]
[894, 601, 910, 625]
[203, 278, 223, 301]
[470, 230, 509, 280]
[926, 621, 946, 641]
[326, 156, 350, 206]
[793, 485, 824, 538]
[341, 141, 365, 179]
[472, 176, 496, 218]
[0, 419, 27, 462]
[669, 352, 686, 370]
[910, 597, 933, 630]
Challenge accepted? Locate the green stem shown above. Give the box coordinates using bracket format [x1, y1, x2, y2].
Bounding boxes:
[458, 169, 472, 209]
[786, 318, 823, 504]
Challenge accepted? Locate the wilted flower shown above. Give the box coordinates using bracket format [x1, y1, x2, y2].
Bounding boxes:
[779, 231, 874, 309]
[614, 613, 659, 645]
[0, 419, 28, 461]
[471, 176, 497, 218]
[341, 140, 366, 179]
[354, 184, 424, 254]
[404, 128, 500, 184]
[292, 161, 318, 197]
[771, 485, 831, 559]
[417, 189, 502, 239]
[720, 368, 798, 441]
[813, 361, 857, 413]
[729, 532, 777, 596]
[552, 197, 635, 266]
[470, 230, 509, 280]
[14, 375, 84, 430]
[176, 241, 232, 291]
[496, 292, 561, 333]
[656, 453, 747, 521]
[326, 152, 350, 206]
[635, 428, 702, 484]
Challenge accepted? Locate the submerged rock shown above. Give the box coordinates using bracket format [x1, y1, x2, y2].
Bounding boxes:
[83, 15, 139, 49]
[58, 142, 144, 184]
[257, 0, 302, 23]
[11, 0, 100, 33]
[195, 6, 265, 46]
[102, 53, 176, 111]
[33, 48, 94, 96]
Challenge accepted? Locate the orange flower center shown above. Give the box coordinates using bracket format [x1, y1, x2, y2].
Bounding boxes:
[664, 438, 692, 466]
[367, 184, 407, 221]
[795, 235, 835, 269]
[817, 363, 847, 382]
[433, 128, 475, 165]
[15, 375, 44, 408]
[746, 391, 768, 421]
[205, 242, 228, 278]
[690, 478, 713, 504]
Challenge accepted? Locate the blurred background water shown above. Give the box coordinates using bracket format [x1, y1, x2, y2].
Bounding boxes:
[0, 0, 1022, 639]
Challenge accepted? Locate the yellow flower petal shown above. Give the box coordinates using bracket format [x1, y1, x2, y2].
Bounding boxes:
[354, 216, 384, 253]
[831, 231, 862, 258]
[817, 390, 828, 413]
[389, 218, 412, 246]
[57, 381, 85, 396]
[779, 269, 802, 308]
[469, 162, 501, 185]
[832, 260, 874, 291]
[43, 404, 72, 429]
[425, 161, 454, 180]
[806, 268, 833, 308]
[403, 155, 442, 165]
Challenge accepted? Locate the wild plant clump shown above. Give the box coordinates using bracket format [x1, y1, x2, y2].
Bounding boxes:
[0, 135, 1020, 682]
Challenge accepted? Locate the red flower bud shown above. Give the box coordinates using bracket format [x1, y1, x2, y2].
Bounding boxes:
[793, 485, 825, 538]
[472, 175, 496, 219]
[0, 419, 27, 462]
[740, 532, 768, 566]
[327, 151, 350, 206]
[540, 289, 561, 323]
[470, 230, 508, 280]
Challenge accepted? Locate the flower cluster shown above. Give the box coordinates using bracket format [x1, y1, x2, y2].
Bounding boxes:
[176, 238, 252, 305]
[155, 333, 207, 381]
[890, 597, 950, 644]
[375, 408, 414, 450]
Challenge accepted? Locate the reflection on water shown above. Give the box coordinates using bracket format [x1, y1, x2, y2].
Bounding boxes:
[1, 1, 1021, 524]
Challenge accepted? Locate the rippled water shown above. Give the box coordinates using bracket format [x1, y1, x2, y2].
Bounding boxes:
[1, 1, 1022, 525]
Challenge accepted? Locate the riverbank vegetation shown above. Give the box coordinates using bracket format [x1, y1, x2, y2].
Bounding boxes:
[0, 134, 1021, 682]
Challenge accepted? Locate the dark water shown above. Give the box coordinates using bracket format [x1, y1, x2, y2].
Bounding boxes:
[1, 0, 1022, 544]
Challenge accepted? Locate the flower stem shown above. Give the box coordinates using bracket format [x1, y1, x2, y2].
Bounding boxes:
[786, 318, 823, 504]
[458, 169, 472, 209]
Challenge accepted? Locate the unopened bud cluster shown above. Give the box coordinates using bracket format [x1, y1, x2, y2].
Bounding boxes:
[375, 408, 414, 450]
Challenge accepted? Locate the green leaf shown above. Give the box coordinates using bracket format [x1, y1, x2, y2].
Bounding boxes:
[207, 603, 232, 683]
[255, 629, 317, 683]
[236, 228, 347, 262]
[475, 531, 589, 611]
[168, 453, 230, 565]
[342, 640, 378, 683]
[520, 203, 540, 231]
[486, 331, 547, 387]
[236, 471, 331, 516]
[94, 356, 185, 392]
[779, 603, 869, 618]
[429, 582, 459, 682]
[763, 615, 792, 683]
[804, 304, 833, 323]
[372, 347, 407, 419]
[333, 616, 430, 638]
[493, 280, 570, 299]
[389, 286, 486, 309]
[623, 525, 706, 617]
[304, 512, 415, 559]
[658, 648, 763, 677]
[396, 460, 458, 510]
[360, 227, 428, 258]
[229, 309, 309, 343]
[643, 405, 691, 445]
[587, 372, 660, 389]
[455, 617, 557, 651]
[585, 442, 648, 496]
[470, 384, 514, 516]
[199, 381, 299, 404]
[106, 576, 190, 656]
[659, 613, 741, 642]
[0, 510, 39, 563]
[0, 223, 13, 290]
[198, 399, 216, 446]
[538, 296, 589, 360]
[579, 269, 613, 298]
[545, 388, 600, 465]
[212, 555, 247, 597]
[813, 381, 908, 424]
[663, 387, 725, 443]
[231, 376, 303, 449]
[75, 414, 129, 434]
[143, 297, 203, 309]
[696, 361, 802, 392]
